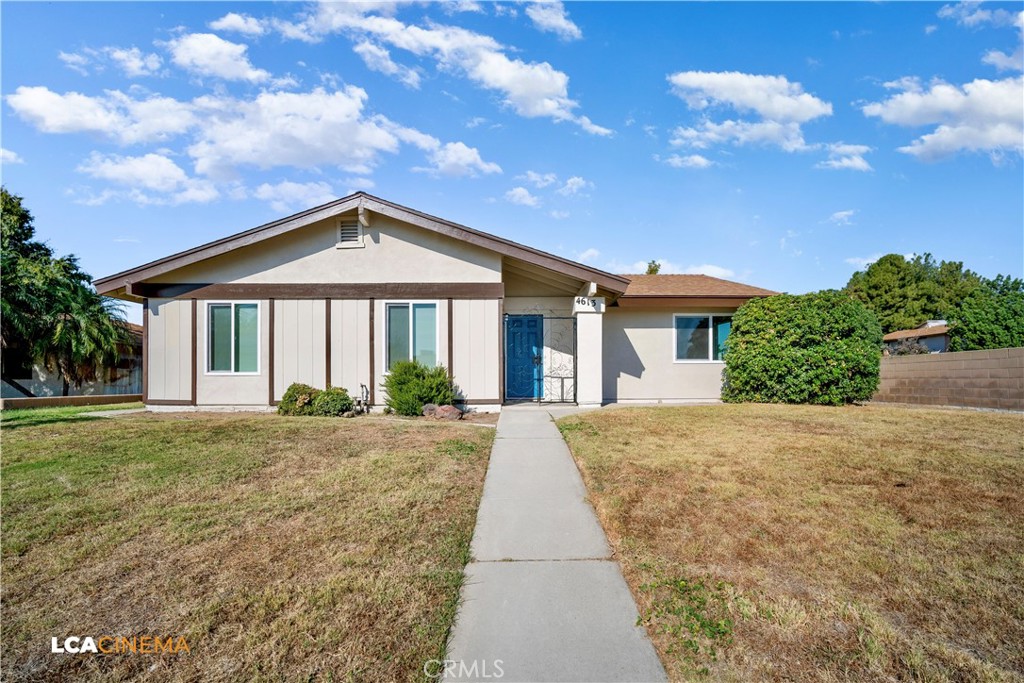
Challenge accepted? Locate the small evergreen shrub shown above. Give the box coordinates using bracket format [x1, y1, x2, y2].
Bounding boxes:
[278, 382, 320, 416]
[383, 360, 458, 416]
[311, 386, 354, 416]
[722, 291, 883, 406]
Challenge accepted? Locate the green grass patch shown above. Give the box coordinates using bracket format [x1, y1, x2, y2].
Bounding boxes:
[2, 412, 493, 682]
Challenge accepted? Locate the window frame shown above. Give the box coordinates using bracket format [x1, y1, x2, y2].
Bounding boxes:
[205, 301, 262, 376]
[672, 313, 732, 363]
[383, 300, 440, 373]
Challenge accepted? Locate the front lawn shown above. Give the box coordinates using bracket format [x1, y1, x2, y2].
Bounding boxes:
[558, 404, 1023, 682]
[1, 411, 493, 682]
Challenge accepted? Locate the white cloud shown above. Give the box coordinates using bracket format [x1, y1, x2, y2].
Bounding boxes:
[420, 141, 502, 177]
[274, 4, 610, 135]
[668, 71, 832, 123]
[683, 264, 735, 278]
[1, 148, 24, 164]
[165, 33, 271, 83]
[667, 71, 847, 164]
[209, 12, 268, 37]
[862, 76, 1023, 161]
[6, 86, 196, 144]
[576, 247, 600, 263]
[925, 24, 939, 35]
[525, 1, 582, 41]
[519, 170, 558, 187]
[663, 153, 713, 168]
[557, 176, 592, 196]
[549, 210, 569, 220]
[77, 152, 218, 205]
[59, 51, 91, 75]
[253, 180, 337, 212]
[827, 209, 857, 225]
[505, 186, 540, 207]
[816, 142, 873, 171]
[353, 40, 421, 89]
[845, 253, 883, 268]
[106, 47, 162, 77]
[938, 2, 1021, 29]
[187, 87, 412, 177]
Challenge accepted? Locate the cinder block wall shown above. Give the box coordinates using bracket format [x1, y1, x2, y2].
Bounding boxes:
[873, 347, 1023, 411]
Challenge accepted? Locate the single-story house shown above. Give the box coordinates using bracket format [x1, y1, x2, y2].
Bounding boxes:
[882, 320, 950, 354]
[94, 193, 777, 410]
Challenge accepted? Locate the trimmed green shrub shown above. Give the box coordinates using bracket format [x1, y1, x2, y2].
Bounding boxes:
[278, 382, 320, 416]
[383, 360, 458, 416]
[722, 291, 883, 406]
[311, 386, 355, 416]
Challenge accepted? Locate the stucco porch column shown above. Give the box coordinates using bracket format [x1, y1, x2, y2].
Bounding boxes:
[574, 296, 604, 406]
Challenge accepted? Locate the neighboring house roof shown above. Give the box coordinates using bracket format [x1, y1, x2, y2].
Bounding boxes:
[883, 325, 950, 342]
[94, 192, 631, 299]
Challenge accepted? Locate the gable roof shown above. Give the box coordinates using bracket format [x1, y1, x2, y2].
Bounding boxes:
[94, 192, 631, 298]
[620, 274, 778, 298]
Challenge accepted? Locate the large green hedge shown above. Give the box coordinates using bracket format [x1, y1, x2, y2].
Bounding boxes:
[722, 292, 883, 406]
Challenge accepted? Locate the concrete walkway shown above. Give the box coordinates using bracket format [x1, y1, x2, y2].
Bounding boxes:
[445, 405, 666, 683]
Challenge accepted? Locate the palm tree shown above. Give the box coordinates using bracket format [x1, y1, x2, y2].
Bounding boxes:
[35, 277, 131, 396]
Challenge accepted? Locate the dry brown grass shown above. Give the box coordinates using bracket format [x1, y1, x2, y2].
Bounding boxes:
[2, 411, 493, 682]
[558, 404, 1024, 682]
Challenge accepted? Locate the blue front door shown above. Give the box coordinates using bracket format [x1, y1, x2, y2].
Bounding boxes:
[505, 315, 543, 400]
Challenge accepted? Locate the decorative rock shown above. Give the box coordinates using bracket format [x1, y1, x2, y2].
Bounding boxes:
[422, 403, 439, 417]
[342, 411, 356, 418]
[434, 404, 463, 421]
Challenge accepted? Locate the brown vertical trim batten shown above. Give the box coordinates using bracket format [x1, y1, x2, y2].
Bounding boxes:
[498, 299, 505, 404]
[142, 298, 149, 403]
[268, 298, 275, 405]
[190, 299, 197, 406]
[325, 298, 332, 388]
[368, 298, 376, 406]
[447, 298, 454, 378]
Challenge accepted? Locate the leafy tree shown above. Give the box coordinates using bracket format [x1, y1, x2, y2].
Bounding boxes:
[1, 187, 130, 396]
[948, 277, 1024, 351]
[645, 260, 661, 275]
[722, 291, 883, 406]
[844, 253, 983, 333]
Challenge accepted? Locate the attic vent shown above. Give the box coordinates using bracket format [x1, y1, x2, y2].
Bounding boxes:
[337, 219, 363, 249]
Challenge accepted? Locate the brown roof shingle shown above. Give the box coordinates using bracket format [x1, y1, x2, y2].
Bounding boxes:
[883, 325, 949, 342]
[620, 274, 778, 298]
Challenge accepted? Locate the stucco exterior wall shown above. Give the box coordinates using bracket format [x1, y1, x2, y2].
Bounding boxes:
[195, 299, 271, 406]
[147, 298, 192, 402]
[451, 299, 500, 403]
[603, 308, 733, 402]
[330, 299, 372, 401]
[273, 299, 328, 400]
[152, 215, 503, 285]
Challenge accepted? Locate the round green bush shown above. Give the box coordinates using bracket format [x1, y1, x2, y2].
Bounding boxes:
[383, 360, 458, 416]
[278, 382, 320, 416]
[311, 386, 354, 416]
[722, 291, 883, 406]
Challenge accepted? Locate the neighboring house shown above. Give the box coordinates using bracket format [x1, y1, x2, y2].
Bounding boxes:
[883, 320, 950, 354]
[94, 193, 776, 410]
[1, 323, 143, 399]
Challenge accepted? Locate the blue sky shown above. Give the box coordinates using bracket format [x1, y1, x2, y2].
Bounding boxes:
[2, 1, 1022, 323]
